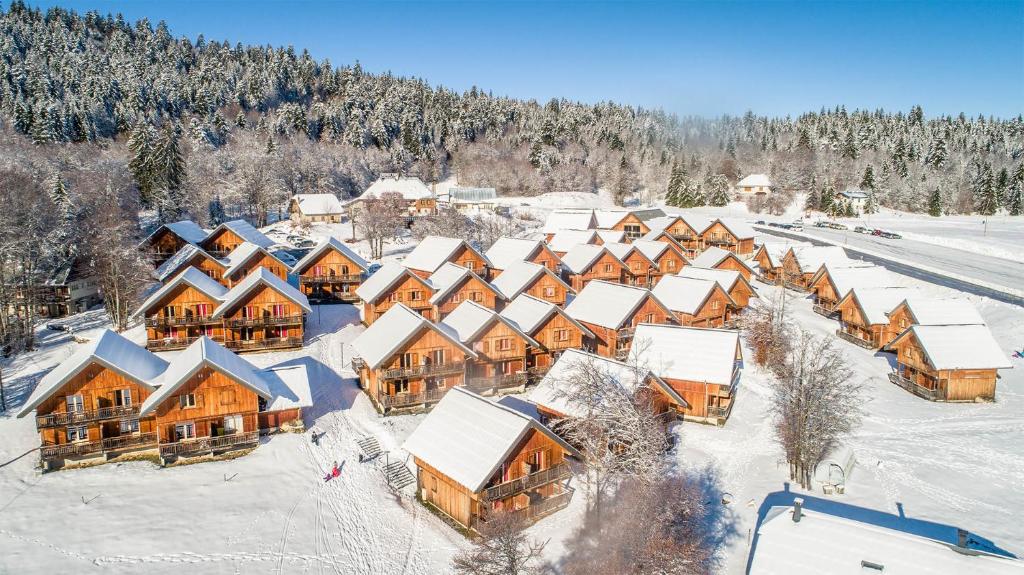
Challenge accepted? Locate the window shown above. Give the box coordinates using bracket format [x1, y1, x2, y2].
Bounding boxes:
[341, 265, 350, 275]
[175, 422, 196, 441]
[389, 292, 398, 303]
[667, 259, 676, 270]
[543, 286, 556, 297]
[120, 418, 140, 434]
[67, 425, 88, 442]
[496, 338, 513, 351]
[899, 318, 906, 328]
[401, 352, 419, 368]
[645, 313, 654, 323]
[430, 349, 445, 364]
[711, 300, 720, 310]
[163, 305, 176, 318]
[66, 394, 84, 413]
[393, 380, 410, 394]
[603, 263, 613, 273]
[224, 414, 243, 434]
[470, 291, 482, 302]
[195, 303, 211, 317]
[555, 329, 569, 342]
[202, 325, 215, 337]
[409, 290, 423, 301]
[313, 265, 324, 276]
[179, 393, 197, 409]
[451, 293, 462, 303]
[114, 389, 132, 407]
[271, 304, 286, 317]
[633, 261, 642, 270]
[463, 261, 476, 270]
[431, 476, 438, 493]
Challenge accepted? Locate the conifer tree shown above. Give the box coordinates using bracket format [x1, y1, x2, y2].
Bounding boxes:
[928, 188, 943, 217]
[860, 165, 875, 190]
[972, 161, 998, 216]
[127, 122, 157, 206]
[819, 183, 835, 215]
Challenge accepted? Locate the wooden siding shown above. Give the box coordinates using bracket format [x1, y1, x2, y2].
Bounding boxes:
[612, 213, 651, 239]
[361, 326, 469, 401]
[363, 274, 435, 325]
[466, 321, 530, 378]
[836, 296, 885, 348]
[202, 228, 248, 255]
[518, 272, 571, 307]
[147, 228, 190, 265]
[620, 252, 656, 287]
[669, 285, 732, 328]
[710, 253, 752, 280]
[152, 366, 260, 442]
[583, 295, 675, 358]
[164, 253, 227, 285]
[568, 252, 627, 291]
[889, 333, 999, 401]
[143, 283, 226, 343]
[220, 283, 305, 347]
[225, 252, 288, 284]
[528, 312, 587, 370]
[433, 276, 502, 319]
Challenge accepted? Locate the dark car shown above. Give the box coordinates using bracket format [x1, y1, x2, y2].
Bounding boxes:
[880, 231, 902, 239]
[755, 220, 766, 225]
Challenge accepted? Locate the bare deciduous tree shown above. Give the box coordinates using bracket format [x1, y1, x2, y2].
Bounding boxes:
[355, 191, 407, 259]
[451, 512, 546, 575]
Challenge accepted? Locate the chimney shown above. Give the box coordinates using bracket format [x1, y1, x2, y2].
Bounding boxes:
[792, 498, 804, 523]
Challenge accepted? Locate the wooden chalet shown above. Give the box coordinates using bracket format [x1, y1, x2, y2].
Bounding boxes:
[632, 324, 743, 425]
[541, 209, 598, 242]
[154, 244, 228, 285]
[651, 275, 736, 328]
[485, 237, 563, 275]
[135, 267, 230, 352]
[529, 348, 687, 423]
[809, 264, 892, 315]
[603, 242, 659, 288]
[690, 246, 755, 281]
[355, 262, 437, 325]
[402, 235, 492, 279]
[781, 246, 852, 290]
[546, 229, 600, 257]
[752, 242, 795, 284]
[353, 173, 437, 218]
[221, 243, 290, 286]
[630, 239, 689, 286]
[428, 263, 506, 320]
[677, 266, 757, 309]
[834, 287, 916, 349]
[351, 303, 477, 413]
[884, 324, 1012, 402]
[642, 214, 712, 257]
[200, 219, 276, 258]
[500, 294, 595, 377]
[12, 257, 102, 319]
[211, 268, 312, 353]
[291, 237, 369, 304]
[490, 260, 575, 307]
[403, 387, 579, 531]
[441, 301, 540, 395]
[699, 218, 756, 256]
[560, 244, 629, 292]
[564, 280, 677, 360]
[593, 208, 666, 239]
[139, 220, 208, 266]
[882, 296, 985, 349]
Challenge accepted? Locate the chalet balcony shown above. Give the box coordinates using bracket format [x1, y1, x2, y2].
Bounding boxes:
[477, 484, 574, 527]
[223, 336, 303, 352]
[836, 329, 875, 350]
[483, 462, 572, 501]
[543, 340, 578, 352]
[225, 314, 305, 328]
[888, 372, 942, 401]
[376, 388, 450, 410]
[380, 361, 466, 381]
[145, 315, 221, 328]
[465, 373, 528, 394]
[308, 291, 360, 303]
[704, 238, 737, 248]
[670, 233, 697, 243]
[300, 273, 365, 284]
[36, 405, 141, 429]
[147, 336, 224, 351]
[813, 304, 839, 318]
[614, 347, 631, 361]
[40, 432, 157, 460]
[159, 431, 260, 458]
[707, 400, 734, 422]
[616, 327, 635, 340]
[206, 249, 231, 258]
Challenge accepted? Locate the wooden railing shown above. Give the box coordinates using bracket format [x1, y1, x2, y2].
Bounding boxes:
[483, 462, 571, 501]
[300, 274, 365, 284]
[478, 485, 574, 527]
[224, 336, 303, 351]
[308, 292, 360, 303]
[145, 315, 220, 327]
[707, 402, 734, 421]
[147, 336, 224, 351]
[225, 314, 304, 328]
[888, 372, 943, 401]
[381, 361, 465, 380]
[377, 388, 450, 410]
[159, 431, 259, 458]
[836, 329, 875, 349]
[39, 433, 157, 460]
[617, 327, 635, 340]
[102, 432, 158, 452]
[465, 373, 528, 394]
[36, 405, 140, 429]
[813, 304, 838, 318]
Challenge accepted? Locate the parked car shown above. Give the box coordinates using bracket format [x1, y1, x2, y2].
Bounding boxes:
[45, 322, 70, 333]
[832, 223, 848, 230]
[854, 226, 867, 234]
[814, 220, 829, 228]
[880, 231, 902, 239]
[790, 222, 804, 231]
[872, 229, 883, 236]
[293, 238, 316, 248]
[755, 220, 766, 225]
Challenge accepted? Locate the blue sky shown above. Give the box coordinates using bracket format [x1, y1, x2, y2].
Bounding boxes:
[22, 0, 1024, 118]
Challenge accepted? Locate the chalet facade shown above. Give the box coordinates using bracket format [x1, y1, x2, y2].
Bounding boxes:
[752, 242, 794, 284]
[212, 268, 312, 353]
[441, 301, 539, 395]
[13, 258, 102, 318]
[352, 303, 477, 413]
[652, 275, 736, 328]
[699, 219, 756, 256]
[885, 325, 1011, 402]
[220, 243, 290, 286]
[781, 246, 852, 290]
[643, 215, 711, 257]
[735, 173, 773, 196]
[289, 193, 344, 224]
[500, 294, 595, 377]
[402, 236, 492, 279]
[353, 173, 437, 218]
[292, 237, 369, 304]
[560, 244, 628, 292]
[603, 242, 659, 288]
[630, 239, 689, 286]
[154, 245, 228, 285]
[547, 229, 600, 256]
[690, 246, 756, 280]
[632, 324, 742, 425]
[489, 260, 574, 307]
[594, 208, 666, 239]
[139, 220, 208, 266]
[882, 297, 984, 349]
[565, 280, 676, 360]
[355, 263, 437, 325]
[403, 388, 579, 531]
[834, 287, 916, 349]
[677, 266, 757, 309]
[809, 264, 892, 314]
[136, 268, 229, 352]
[200, 220, 275, 258]
[485, 237, 563, 275]
[428, 263, 506, 320]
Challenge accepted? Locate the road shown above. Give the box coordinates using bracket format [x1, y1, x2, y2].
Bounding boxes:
[755, 225, 1024, 306]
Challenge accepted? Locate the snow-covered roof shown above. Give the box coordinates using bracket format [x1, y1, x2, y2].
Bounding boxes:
[651, 275, 732, 315]
[630, 239, 676, 263]
[632, 324, 740, 385]
[602, 242, 656, 269]
[690, 246, 754, 274]
[440, 300, 539, 347]
[790, 246, 853, 274]
[499, 294, 594, 338]
[212, 267, 311, 317]
[648, 213, 715, 237]
[839, 189, 870, 200]
[140, 219, 208, 248]
[548, 229, 599, 253]
[676, 266, 747, 292]
[402, 387, 577, 493]
[207, 219, 276, 249]
[737, 174, 772, 188]
[565, 280, 666, 329]
[890, 325, 1012, 371]
[593, 209, 630, 228]
[896, 296, 986, 327]
[221, 242, 286, 279]
[361, 174, 433, 201]
[261, 364, 314, 412]
[490, 260, 572, 301]
[749, 503, 1024, 575]
[18, 330, 169, 417]
[351, 304, 475, 369]
[427, 263, 500, 305]
[756, 242, 797, 268]
[484, 237, 548, 270]
[355, 262, 429, 303]
[291, 193, 345, 215]
[711, 218, 757, 240]
[402, 236, 489, 274]
[816, 265, 899, 300]
[542, 209, 597, 234]
[839, 287, 917, 326]
[594, 229, 627, 244]
[135, 266, 229, 317]
[291, 236, 369, 275]
[529, 348, 684, 418]
[140, 336, 271, 416]
[560, 244, 625, 275]
[154, 244, 219, 282]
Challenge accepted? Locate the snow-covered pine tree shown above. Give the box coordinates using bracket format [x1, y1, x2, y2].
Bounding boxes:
[928, 188, 943, 217]
[972, 160, 998, 216]
[860, 165, 875, 190]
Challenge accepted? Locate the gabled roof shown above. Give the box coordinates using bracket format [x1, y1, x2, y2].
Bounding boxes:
[789, 245, 852, 274]
[593, 209, 631, 228]
[490, 260, 573, 301]
[548, 229, 599, 253]
[205, 219, 275, 249]
[291, 236, 369, 275]
[17, 330, 169, 417]
[440, 300, 539, 348]
[602, 242, 657, 269]
[755, 242, 798, 269]
[361, 174, 433, 200]
[542, 209, 598, 234]
[894, 296, 985, 327]
[261, 364, 314, 411]
[499, 294, 595, 339]
[221, 242, 288, 280]
[154, 244, 222, 282]
[632, 324, 741, 385]
[139, 220, 208, 248]
[630, 238, 683, 263]
[813, 264, 898, 300]
[594, 229, 627, 244]
[402, 387, 579, 493]
[888, 324, 1012, 371]
[529, 348, 685, 418]
[838, 189, 870, 200]
[648, 213, 714, 236]
[708, 218, 756, 240]
[561, 244, 627, 275]
[737, 173, 772, 187]
[140, 336, 272, 416]
[690, 246, 755, 274]
[352, 304, 476, 369]
[838, 287, 917, 326]
[427, 263, 502, 306]
[651, 275, 735, 315]
[291, 193, 344, 215]
[676, 266, 752, 294]
[212, 267, 311, 318]
[402, 236, 490, 274]
[565, 280, 670, 330]
[484, 237, 553, 270]
[135, 267, 230, 318]
[355, 262, 432, 303]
